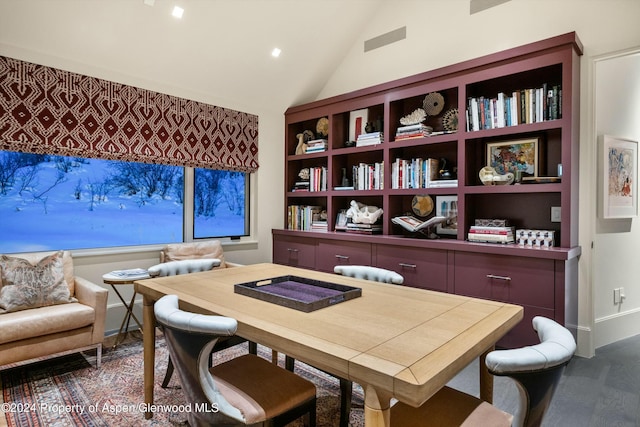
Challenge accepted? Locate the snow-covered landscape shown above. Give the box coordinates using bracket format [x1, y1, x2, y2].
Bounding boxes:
[0, 152, 246, 253]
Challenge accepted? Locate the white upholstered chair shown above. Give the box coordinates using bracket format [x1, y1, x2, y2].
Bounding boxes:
[147, 258, 256, 388]
[155, 295, 316, 427]
[334, 265, 405, 285]
[390, 316, 576, 427]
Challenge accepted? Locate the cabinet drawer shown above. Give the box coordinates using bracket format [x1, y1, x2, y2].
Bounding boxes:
[273, 236, 316, 269]
[316, 241, 372, 273]
[454, 253, 555, 309]
[376, 245, 448, 291]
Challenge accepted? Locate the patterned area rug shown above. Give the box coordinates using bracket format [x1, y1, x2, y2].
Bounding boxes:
[0, 336, 364, 426]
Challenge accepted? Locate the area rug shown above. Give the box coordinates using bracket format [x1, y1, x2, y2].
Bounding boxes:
[1, 336, 364, 426]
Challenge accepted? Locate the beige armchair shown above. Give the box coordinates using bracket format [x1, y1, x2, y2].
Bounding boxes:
[0, 250, 108, 370]
[159, 240, 240, 267]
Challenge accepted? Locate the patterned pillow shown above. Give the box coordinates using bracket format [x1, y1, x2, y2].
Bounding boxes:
[0, 251, 77, 313]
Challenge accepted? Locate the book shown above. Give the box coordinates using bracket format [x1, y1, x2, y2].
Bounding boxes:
[391, 215, 446, 233]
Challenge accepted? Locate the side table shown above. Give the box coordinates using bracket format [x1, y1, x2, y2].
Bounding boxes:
[102, 269, 150, 348]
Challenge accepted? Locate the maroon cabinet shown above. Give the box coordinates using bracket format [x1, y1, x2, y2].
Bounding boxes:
[375, 245, 448, 292]
[272, 235, 316, 269]
[454, 252, 557, 347]
[316, 240, 372, 273]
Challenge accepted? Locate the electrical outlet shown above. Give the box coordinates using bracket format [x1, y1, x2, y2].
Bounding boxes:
[551, 206, 561, 222]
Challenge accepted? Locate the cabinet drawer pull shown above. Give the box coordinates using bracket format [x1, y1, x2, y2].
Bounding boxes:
[335, 255, 350, 260]
[486, 274, 512, 281]
[287, 248, 299, 253]
[398, 263, 417, 269]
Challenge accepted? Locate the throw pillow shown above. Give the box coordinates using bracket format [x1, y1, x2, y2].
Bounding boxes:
[0, 251, 77, 313]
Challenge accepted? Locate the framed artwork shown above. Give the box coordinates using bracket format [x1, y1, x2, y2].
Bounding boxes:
[486, 137, 540, 178]
[349, 109, 368, 142]
[600, 135, 638, 218]
[436, 195, 458, 235]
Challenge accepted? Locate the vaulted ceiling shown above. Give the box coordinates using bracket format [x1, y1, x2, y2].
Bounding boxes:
[0, 0, 385, 114]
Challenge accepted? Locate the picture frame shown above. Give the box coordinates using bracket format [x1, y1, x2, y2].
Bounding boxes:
[599, 135, 638, 219]
[435, 195, 458, 235]
[335, 209, 348, 231]
[486, 137, 540, 178]
[349, 109, 368, 142]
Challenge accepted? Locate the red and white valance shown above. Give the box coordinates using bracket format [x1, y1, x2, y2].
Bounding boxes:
[0, 56, 259, 172]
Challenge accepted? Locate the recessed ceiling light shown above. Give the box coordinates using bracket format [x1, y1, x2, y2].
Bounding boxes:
[271, 48, 282, 58]
[143, 0, 155, 6]
[172, 6, 184, 18]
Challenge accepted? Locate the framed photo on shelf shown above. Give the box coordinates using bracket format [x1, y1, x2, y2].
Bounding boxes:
[435, 195, 458, 235]
[486, 137, 540, 178]
[599, 135, 638, 219]
[349, 109, 368, 142]
[335, 209, 348, 231]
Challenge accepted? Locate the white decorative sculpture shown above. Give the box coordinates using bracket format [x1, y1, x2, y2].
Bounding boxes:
[346, 200, 383, 225]
[479, 166, 514, 186]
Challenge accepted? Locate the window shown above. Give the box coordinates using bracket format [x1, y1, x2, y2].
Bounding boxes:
[193, 168, 249, 239]
[0, 151, 248, 253]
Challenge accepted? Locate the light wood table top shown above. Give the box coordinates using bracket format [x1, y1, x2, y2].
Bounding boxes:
[135, 263, 522, 426]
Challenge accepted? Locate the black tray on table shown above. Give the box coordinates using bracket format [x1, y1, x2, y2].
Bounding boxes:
[234, 275, 362, 312]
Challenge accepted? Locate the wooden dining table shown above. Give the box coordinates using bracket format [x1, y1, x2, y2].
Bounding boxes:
[134, 263, 522, 427]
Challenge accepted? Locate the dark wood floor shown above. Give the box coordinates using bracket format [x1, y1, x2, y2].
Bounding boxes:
[448, 333, 640, 426]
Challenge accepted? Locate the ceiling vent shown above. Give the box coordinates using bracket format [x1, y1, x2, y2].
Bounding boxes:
[470, 0, 511, 14]
[364, 27, 407, 53]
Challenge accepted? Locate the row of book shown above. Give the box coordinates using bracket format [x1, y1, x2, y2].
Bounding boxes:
[287, 205, 324, 231]
[305, 139, 328, 154]
[468, 218, 515, 243]
[291, 166, 327, 192]
[352, 162, 384, 190]
[466, 84, 561, 131]
[394, 124, 433, 141]
[391, 157, 457, 189]
[356, 131, 383, 147]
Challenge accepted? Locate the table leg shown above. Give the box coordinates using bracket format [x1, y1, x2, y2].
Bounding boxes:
[110, 285, 144, 348]
[479, 346, 494, 403]
[142, 294, 156, 419]
[363, 384, 392, 427]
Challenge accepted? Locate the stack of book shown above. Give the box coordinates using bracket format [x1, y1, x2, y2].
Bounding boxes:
[310, 220, 328, 232]
[345, 221, 382, 235]
[468, 219, 515, 244]
[291, 181, 310, 192]
[305, 139, 328, 154]
[356, 131, 383, 147]
[394, 124, 433, 141]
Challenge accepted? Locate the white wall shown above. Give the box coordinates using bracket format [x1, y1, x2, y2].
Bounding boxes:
[592, 51, 640, 348]
[316, 0, 640, 357]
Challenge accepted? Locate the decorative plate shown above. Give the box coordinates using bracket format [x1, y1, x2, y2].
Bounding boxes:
[411, 194, 434, 217]
[423, 92, 445, 116]
[442, 108, 459, 131]
[316, 117, 329, 137]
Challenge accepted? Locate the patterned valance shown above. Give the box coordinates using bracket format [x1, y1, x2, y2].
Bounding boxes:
[0, 56, 259, 172]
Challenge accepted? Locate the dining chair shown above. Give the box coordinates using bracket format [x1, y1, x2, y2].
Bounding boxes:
[147, 258, 257, 388]
[154, 294, 317, 427]
[334, 265, 405, 285]
[285, 265, 404, 427]
[390, 316, 576, 427]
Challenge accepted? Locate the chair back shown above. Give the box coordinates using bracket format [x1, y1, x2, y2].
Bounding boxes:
[154, 295, 247, 426]
[485, 316, 576, 427]
[147, 259, 220, 277]
[334, 265, 404, 285]
[160, 241, 227, 267]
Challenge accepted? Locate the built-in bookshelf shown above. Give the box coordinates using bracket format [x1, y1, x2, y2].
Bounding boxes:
[274, 33, 583, 347]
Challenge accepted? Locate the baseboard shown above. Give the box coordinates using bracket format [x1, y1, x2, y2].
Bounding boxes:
[594, 307, 640, 349]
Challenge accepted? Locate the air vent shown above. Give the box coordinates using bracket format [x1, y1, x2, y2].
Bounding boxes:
[364, 27, 407, 52]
